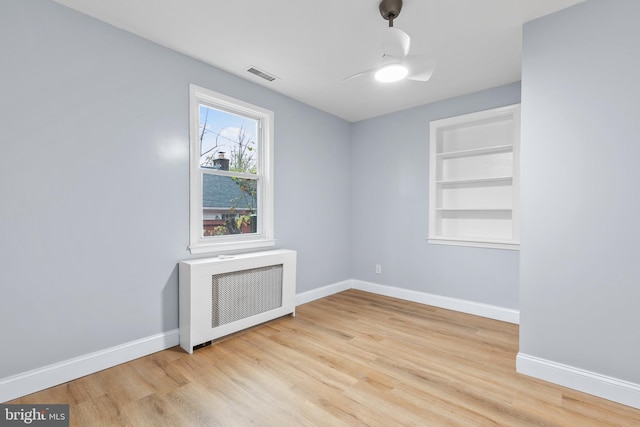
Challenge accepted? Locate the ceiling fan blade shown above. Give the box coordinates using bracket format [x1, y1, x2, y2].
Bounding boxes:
[381, 27, 410, 58]
[344, 55, 403, 81]
[404, 55, 437, 81]
[344, 68, 376, 81]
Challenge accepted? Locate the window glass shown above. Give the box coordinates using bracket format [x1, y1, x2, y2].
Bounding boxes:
[202, 174, 257, 237]
[199, 105, 258, 174]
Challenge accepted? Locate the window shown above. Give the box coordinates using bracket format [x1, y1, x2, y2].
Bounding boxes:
[189, 84, 274, 254]
[428, 104, 520, 250]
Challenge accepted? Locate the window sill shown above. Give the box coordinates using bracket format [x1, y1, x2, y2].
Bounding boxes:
[189, 239, 276, 255]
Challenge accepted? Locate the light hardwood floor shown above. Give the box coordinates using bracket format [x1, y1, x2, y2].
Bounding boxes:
[8, 290, 640, 426]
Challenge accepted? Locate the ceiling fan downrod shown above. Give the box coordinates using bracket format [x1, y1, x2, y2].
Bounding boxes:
[379, 0, 403, 27]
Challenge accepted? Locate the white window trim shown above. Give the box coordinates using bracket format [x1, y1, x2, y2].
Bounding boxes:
[188, 84, 275, 254]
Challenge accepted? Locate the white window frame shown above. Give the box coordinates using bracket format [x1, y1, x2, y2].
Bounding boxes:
[428, 104, 520, 250]
[188, 84, 275, 254]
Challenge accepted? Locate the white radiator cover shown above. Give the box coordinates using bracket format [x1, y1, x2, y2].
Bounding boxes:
[179, 249, 296, 353]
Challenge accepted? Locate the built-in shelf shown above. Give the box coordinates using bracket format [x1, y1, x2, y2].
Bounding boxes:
[435, 208, 512, 212]
[428, 104, 521, 250]
[436, 144, 513, 159]
[428, 236, 520, 250]
[436, 176, 513, 186]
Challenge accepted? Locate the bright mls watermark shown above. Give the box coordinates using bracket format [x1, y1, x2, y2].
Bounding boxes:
[0, 405, 68, 426]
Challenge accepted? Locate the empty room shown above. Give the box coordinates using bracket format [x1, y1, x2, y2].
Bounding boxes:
[1, 0, 639, 425]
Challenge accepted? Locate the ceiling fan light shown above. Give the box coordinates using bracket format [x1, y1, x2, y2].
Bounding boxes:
[374, 64, 408, 82]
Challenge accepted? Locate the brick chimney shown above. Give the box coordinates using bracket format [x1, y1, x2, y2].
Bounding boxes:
[213, 152, 229, 171]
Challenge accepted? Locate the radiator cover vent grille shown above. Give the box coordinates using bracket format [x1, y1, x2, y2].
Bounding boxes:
[211, 264, 283, 327]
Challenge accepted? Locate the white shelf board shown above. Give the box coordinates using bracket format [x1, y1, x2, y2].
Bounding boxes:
[436, 144, 513, 159]
[428, 236, 520, 250]
[436, 176, 513, 186]
[435, 208, 512, 212]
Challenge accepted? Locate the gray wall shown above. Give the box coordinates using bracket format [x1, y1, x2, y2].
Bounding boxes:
[520, 0, 640, 383]
[349, 83, 521, 309]
[0, 0, 351, 378]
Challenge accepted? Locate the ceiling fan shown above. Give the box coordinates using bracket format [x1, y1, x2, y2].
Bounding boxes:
[346, 0, 436, 83]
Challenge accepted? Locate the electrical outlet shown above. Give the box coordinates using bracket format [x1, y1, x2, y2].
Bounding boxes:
[375, 264, 382, 274]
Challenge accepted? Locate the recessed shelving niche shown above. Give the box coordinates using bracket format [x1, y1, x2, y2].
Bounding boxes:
[428, 104, 521, 250]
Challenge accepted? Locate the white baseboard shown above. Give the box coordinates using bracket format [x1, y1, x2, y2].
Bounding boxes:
[351, 280, 520, 324]
[8, 283, 638, 410]
[0, 329, 180, 404]
[517, 353, 640, 409]
[295, 280, 352, 306]
[2, 280, 519, 403]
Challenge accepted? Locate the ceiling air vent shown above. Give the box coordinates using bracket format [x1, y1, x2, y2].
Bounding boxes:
[246, 66, 277, 82]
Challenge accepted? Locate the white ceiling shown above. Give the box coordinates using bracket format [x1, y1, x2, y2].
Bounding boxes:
[53, 0, 585, 122]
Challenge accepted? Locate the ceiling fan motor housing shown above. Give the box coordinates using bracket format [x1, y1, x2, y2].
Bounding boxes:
[379, 0, 403, 23]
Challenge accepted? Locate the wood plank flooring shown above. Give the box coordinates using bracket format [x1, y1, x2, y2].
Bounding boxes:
[8, 290, 640, 426]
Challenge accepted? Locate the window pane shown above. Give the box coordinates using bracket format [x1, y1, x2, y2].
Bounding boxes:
[199, 105, 259, 174]
[202, 174, 258, 237]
